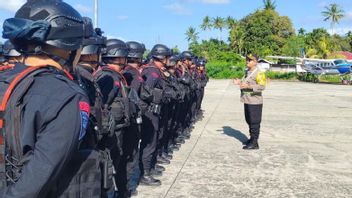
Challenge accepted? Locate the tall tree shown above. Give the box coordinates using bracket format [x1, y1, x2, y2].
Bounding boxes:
[235, 9, 295, 56]
[263, 0, 276, 10]
[213, 17, 225, 40]
[200, 16, 212, 40]
[298, 28, 306, 36]
[322, 3, 344, 35]
[226, 16, 237, 29]
[185, 26, 199, 44]
[201, 16, 212, 31]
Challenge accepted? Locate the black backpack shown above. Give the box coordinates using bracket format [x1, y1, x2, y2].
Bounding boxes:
[0, 64, 102, 197]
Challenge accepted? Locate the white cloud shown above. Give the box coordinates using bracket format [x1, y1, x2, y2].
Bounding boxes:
[344, 11, 352, 21]
[106, 35, 126, 41]
[201, 0, 230, 4]
[0, 0, 25, 12]
[328, 26, 352, 35]
[117, 15, 129, 21]
[318, 1, 328, 8]
[180, 0, 230, 4]
[163, 2, 192, 15]
[74, 4, 92, 14]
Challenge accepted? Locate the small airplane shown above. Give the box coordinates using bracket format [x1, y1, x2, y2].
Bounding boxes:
[267, 49, 352, 75]
[267, 49, 352, 84]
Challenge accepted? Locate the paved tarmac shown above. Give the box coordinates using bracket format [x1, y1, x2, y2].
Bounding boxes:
[136, 80, 352, 198]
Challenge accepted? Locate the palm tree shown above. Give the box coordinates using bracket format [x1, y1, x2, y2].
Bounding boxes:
[298, 28, 306, 36]
[200, 16, 212, 40]
[213, 17, 225, 40]
[263, 0, 276, 10]
[226, 16, 237, 29]
[185, 26, 199, 43]
[322, 3, 344, 35]
[201, 16, 212, 31]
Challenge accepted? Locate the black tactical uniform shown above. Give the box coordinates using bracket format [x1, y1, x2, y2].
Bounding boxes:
[95, 39, 132, 197]
[178, 51, 195, 140]
[118, 41, 146, 197]
[159, 55, 181, 158]
[139, 44, 172, 186]
[0, 1, 101, 197]
[195, 58, 208, 114]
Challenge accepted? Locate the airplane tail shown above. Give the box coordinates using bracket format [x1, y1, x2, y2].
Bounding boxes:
[301, 48, 306, 65]
[301, 48, 305, 59]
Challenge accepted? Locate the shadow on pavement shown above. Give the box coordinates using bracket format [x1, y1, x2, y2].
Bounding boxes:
[221, 126, 248, 144]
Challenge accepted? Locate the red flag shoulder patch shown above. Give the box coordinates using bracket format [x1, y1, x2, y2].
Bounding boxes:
[152, 72, 159, 78]
[79, 101, 90, 114]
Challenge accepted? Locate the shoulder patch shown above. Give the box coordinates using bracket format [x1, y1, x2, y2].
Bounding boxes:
[256, 72, 267, 86]
[79, 101, 90, 141]
[115, 81, 121, 88]
[152, 72, 159, 78]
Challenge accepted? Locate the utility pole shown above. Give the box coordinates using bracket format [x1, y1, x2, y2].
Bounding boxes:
[94, 0, 99, 28]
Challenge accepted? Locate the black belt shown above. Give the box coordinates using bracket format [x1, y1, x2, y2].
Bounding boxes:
[241, 91, 262, 96]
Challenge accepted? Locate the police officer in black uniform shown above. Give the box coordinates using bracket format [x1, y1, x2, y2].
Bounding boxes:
[195, 58, 208, 116]
[95, 39, 132, 197]
[139, 44, 172, 186]
[160, 55, 184, 158]
[117, 41, 146, 197]
[0, 0, 102, 197]
[74, 19, 122, 197]
[178, 51, 195, 140]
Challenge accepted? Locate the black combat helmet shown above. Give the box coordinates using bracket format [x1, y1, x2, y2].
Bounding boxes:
[102, 39, 129, 58]
[3, 40, 21, 57]
[81, 17, 106, 56]
[197, 57, 207, 67]
[126, 41, 145, 59]
[150, 44, 172, 60]
[2, 0, 92, 67]
[167, 55, 180, 67]
[180, 51, 193, 60]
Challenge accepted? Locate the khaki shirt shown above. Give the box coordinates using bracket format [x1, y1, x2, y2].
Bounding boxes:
[240, 68, 266, 105]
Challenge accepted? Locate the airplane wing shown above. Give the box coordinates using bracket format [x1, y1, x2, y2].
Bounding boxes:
[266, 56, 335, 63]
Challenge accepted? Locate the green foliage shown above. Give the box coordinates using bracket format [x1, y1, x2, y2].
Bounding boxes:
[319, 75, 342, 83]
[281, 36, 305, 57]
[206, 61, 245, 79]
[297, 73, 346, 84]
[185, 2, 351, 80]
[304, 28, 351, 58]
[172, 46, 180, 54]
[200, 16, 212, 31]
[263, 0, 276, 10]
[185, 27, 199, 43]
[266, 71, 297, 80]
[230, 9, 295, 56]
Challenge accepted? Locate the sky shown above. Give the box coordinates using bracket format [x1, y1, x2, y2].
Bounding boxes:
[0, 0, 351, 51]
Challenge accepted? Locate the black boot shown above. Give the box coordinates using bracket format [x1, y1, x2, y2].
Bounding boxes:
[243, 139, 259, 150]
[129, 189, 138, 197]
[150, 168, 163, 177]
[169, 144, 180, 151]
[157, 156, 171, 165]
[140, 171, 161, 186]
[175, 137, 185, 144]
[184, 133, 191, 139]
[162, 152, 173, 160]
[242, 137, 252, 146]
[155, 164, 166, 172]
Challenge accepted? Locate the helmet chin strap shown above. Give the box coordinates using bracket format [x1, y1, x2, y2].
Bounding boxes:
[45, 49, 81, 72]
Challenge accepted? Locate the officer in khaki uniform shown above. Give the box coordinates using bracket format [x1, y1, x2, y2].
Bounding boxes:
[234, 54, 266, 150]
